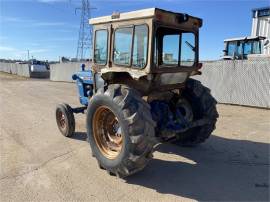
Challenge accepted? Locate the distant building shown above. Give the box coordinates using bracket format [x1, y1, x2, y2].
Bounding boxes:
[60, 57, 70, 63]
[162, 53, 177, 64]
[251, 7, 270, 54]
[70, 58, 78, 62]
[163, 53, 173, 61]
[223, 7, 270, 60]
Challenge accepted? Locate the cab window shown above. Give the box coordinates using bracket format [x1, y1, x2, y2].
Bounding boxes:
[156, 27, 196, 67]
[243, 41, 252, 55]
[252, 41, 261, 54]
[162, 35, 179, 65]
[227, 42, 236, 56]
[94, 30, 108, 65]
[113, 25, 148, 68]
[113, 27, 133, 66]
[132, 25, 148, 68]
[181, 33, 195, 66]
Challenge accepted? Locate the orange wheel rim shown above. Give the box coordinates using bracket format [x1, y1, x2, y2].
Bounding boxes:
[57, 110, 66, 130]
[93, 106, 123, 159]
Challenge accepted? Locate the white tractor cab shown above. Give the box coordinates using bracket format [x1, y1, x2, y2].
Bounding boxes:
[30, 59, 49, 73]
[222, 36, 267, 60]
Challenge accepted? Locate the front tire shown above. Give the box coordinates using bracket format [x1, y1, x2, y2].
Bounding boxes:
[86, 85, 156, 178]
[55, 103, 75, 137]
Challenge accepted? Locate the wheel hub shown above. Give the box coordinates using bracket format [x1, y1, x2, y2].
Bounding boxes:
[93, 106, 123, 159]
[57, 111, 66, 129]
[176, 98, 193, 122]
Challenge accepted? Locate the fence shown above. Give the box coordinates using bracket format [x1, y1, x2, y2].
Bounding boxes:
[50, 62, 91, 82]
[0, 62, 50, 78]
[193, 59, 270, 108]
[0, 62, 30, 77]
[49, 59, 269, 108]
[1, 59, 269, 108]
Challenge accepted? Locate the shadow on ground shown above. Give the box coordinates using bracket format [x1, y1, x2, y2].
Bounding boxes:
[70, 132, 88, 141]
[71, 132, 269, 201]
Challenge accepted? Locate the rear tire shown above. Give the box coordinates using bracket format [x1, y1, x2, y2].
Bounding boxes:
[174, 79, 218, 146]
[86, 84, 156, 178]
[55, 103, 75, 137]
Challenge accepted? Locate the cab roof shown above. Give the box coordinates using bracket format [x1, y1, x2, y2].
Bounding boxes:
[224, 36, 266, 42]
[89, 8, 202, 27]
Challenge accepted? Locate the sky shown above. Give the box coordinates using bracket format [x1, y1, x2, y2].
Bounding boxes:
[0, 0, 268, 61]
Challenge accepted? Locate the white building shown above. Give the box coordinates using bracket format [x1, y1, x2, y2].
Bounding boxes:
[251, 7, 270, 55]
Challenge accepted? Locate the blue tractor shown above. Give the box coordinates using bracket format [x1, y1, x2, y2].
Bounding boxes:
[55, 8, 218, 178]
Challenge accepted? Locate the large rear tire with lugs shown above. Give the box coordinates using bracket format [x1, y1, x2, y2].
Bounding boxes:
[174, 79, 219, 146]
[86, 84, 156, 178]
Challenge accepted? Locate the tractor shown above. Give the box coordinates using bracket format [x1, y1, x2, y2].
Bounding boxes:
[55, 8, 218, 178]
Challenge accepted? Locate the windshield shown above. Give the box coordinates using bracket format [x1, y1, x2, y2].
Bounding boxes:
[155, 27, 197, 67]
[32, 60, 44, 65]
[226, 40, 262, 58]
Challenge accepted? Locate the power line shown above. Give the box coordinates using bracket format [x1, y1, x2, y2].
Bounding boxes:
[76, 0, 95, 60]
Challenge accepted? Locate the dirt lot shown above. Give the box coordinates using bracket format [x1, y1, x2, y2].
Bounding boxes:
[0, 72, 269, 202]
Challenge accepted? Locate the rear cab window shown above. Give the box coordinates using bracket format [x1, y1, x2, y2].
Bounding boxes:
[155, 27, 196, 68]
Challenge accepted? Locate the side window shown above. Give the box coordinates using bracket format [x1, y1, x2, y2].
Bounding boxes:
[132, 25, 148, 68]
[180, 32, 195, 66]
[243, 41, 252, 55]
[227, 42, 236, 56]
[237, 42, 243, 57]
[94, 30, 108, 65]
[253, 41, 261, 54]
[113, 27, 133, 65]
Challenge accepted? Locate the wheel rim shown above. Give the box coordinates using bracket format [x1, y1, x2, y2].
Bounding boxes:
[57, 110, 66, 130]
[177, 98, 193, 122]
[93, 106, 123, 159]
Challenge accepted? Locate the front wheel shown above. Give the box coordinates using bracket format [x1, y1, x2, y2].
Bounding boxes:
[55, 103, 75, 137]
[86, 85, 156, 178]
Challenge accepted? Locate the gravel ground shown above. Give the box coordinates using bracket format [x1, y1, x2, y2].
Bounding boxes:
[0, 72, 269, 202]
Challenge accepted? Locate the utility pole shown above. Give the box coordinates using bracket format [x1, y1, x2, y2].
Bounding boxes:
[27, 50, 30, 61]
[75, 0, 94, 61]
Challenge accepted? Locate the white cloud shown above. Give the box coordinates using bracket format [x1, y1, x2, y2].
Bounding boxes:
[0, 36, 8, 41]
[0, 46, 25, 59]
[32, 22, 67, 26]
[55, 29, 74, 33]
[1, 16, 68, 27]
[0, 45, 49, 59]
[30, 49, 49, 53]
[46, 37, 76, 41]
[0, 17, 34, 23]
[29, 43, 41, 47]
[0, 46, 16, 51]
[37, 0, 68, 2]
